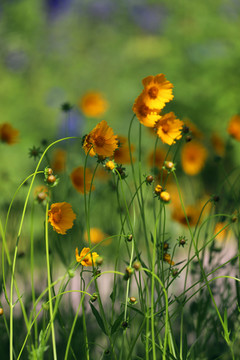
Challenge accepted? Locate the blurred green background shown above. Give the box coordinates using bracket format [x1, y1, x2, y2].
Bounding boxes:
[1, 0, 240, 198]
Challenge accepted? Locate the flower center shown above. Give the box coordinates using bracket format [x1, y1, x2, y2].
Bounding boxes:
[95, 135, 105, 147]
[162, 123, 169, 134]
[139, 104, 149, 117]
[148, 86, 158, 99]
[52, 209, 62, 223]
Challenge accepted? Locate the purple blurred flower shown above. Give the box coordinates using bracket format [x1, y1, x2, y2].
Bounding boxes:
[130, 4, 167, 33]
[45, 0, 73, 19]
[87, 0, 116, 20]
[58, 107, 84, 139]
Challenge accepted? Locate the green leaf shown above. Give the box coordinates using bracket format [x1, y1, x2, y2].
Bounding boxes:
[90, 303, 107, 335]
[111, 312, 124, 335]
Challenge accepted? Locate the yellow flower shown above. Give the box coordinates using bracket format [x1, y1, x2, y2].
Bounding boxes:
[114, 136, 135, 164]
[79, 92, 108, 117]
[172, 204, 199, 227]
[70, 167, 95, 194]
[163, 253, 175, 265]
[214, 222, 230, 243]
[142, 74, 174, 110]
[84, 228, 111, 245]
[48, 202, 76, 234]
[227, 115, 240, 141]
[83, 120, 118, 157]
[133, 93, 161, 127]
[105, 160, 115, 171]
[154, 184, 163, 195]
[75, 247, 99, 266]
[155, 112, 183, 145]
[181, 141, 207, 176]
[0, 123, 19, 144]
[51, 149, 66, 172]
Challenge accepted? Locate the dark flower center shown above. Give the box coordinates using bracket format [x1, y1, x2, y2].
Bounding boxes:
[148, 86, 158, 99]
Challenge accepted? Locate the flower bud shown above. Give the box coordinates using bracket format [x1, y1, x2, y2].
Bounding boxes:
[146, 175, 154, 184]
[47, 175, 56, 184]
[127, 234, 133, 242]
[0, 308, 3, 316]
[129, 297, 136, 304]
[154, 184, 162, 195]
[133, 261, 141, 271]
[160, 191, 171, 203]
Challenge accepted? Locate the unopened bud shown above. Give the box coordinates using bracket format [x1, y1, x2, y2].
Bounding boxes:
[47, 175, 56, 184]
[133, 261, 141, 271]
[0, 308, 3, 316]
[146, 175, 154, 184]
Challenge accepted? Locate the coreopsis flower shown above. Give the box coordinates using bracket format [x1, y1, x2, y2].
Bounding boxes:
[70, 166, 95, 194]
[84, 228, 110, 245]
[75, 247, 99, 266]
[163, 253, 175, 265]
[214, 222, 230, 243]
[79, 92, 108, 117]
[155, 112, 183, 145]
[51, 149, 66, 172]
[211, 133, 225, 157]
[172, 205, 199, 227]
[114, 135, 135, 164]
[83, 120, 118, 157]
[141, 74, 174, 110]
[0, 123, 19, 144]
[133, 93, 161, 127]
[227, 115, 240, 141]
[181, 141, 207, 175]
[48, 202, 76, 234]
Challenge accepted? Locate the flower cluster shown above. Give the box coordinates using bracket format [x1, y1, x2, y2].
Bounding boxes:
[133, 74, 183, 145]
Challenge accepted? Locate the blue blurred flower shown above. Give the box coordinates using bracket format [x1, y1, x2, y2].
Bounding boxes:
[58, 107, 84, 139]
[45, 0, 73, 19]
[130, 4, 167, 34]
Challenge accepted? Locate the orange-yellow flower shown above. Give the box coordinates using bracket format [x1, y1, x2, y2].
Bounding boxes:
[114, 136, 135, 164]
[70, 167, 95, 194]
[83, 120, 118, 157]
[75, 247, 99, 266]
[211, 132, 225, 157]
[79, 91, 108, 117]
[84, 228, 111, 246]
[172, 204, 199, 227]
[133, 93, 161, 127]
[155, 112, 183, 145]
[181, 141, 207, 175]
[51, 149, 66, 172]
[227, 115, 240, 141]
[105, 160, 115, 171]
[48, 202, 76, 234]
[214, 222, 230, 243]
[142, 74, 174, 110]
[0, 123, 19, 144]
